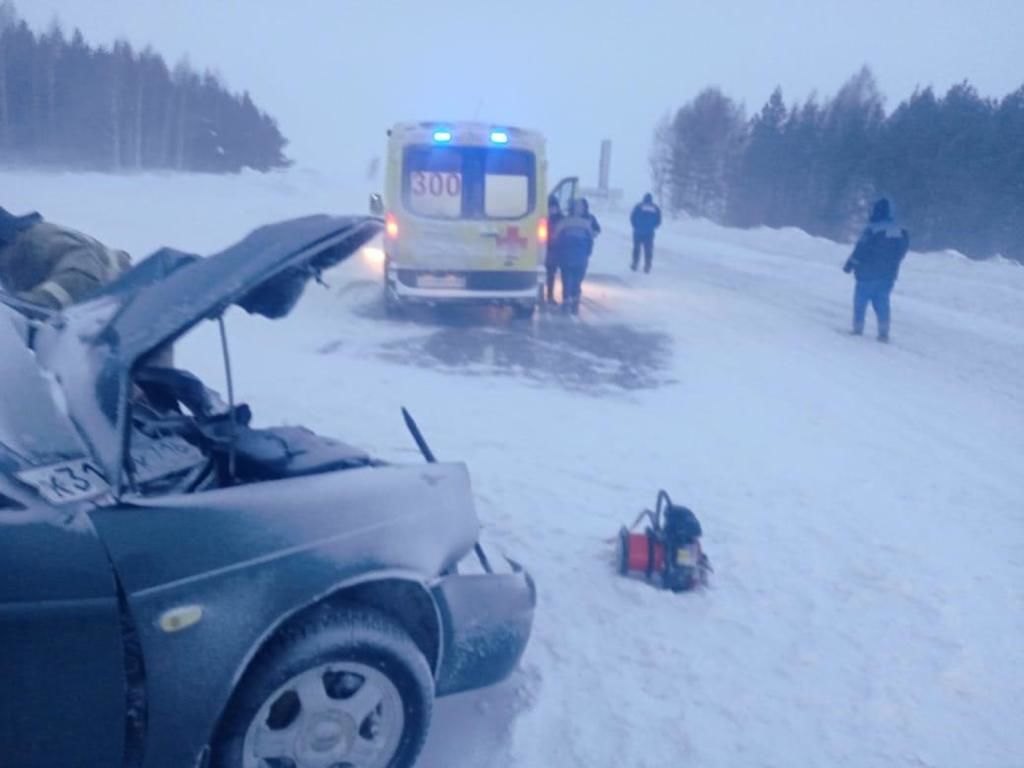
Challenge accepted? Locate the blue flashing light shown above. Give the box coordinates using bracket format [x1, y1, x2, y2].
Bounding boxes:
[489, 130, 509, 144]
[432, 129, 453, 143]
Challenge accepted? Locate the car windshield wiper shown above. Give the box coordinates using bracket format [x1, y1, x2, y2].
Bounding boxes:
[402, 407, 493, 574]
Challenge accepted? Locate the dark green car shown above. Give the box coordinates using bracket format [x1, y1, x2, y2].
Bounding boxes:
[0, 216, 536, 768]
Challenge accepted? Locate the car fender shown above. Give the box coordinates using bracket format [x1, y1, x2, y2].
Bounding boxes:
[227, 567, 445, 693]
[87, 461, 478, 768]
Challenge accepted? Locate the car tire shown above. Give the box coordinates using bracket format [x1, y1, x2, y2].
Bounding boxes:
[212, 605, 434, 768]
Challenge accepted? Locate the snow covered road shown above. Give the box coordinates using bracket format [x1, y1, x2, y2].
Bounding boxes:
[9, 171, 1023, 767]
[247, 214, 1023, 768]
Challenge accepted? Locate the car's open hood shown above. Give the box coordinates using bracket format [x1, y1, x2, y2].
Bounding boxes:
[33, 215, 382, 489]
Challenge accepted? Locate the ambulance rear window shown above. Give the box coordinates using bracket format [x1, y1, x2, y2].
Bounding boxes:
[403, 146, 535, 220]
[484, 150, 532, 218]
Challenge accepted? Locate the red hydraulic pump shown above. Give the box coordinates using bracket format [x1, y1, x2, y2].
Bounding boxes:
[617, 490, 711, 592]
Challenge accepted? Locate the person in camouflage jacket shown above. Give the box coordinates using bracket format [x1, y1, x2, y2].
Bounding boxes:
[0, 207, 131, 310]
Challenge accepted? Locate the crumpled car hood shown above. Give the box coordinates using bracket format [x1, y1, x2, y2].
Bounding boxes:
[0, 305, 91, 475]
[78, 214, 381, 359]
[32, 215, 382, 489]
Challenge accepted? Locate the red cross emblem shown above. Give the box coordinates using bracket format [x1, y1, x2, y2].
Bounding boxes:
[495, 226, 528, 249]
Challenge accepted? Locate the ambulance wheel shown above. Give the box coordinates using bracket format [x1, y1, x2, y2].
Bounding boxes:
[382, 257, 402, 317]
[384, 287, 404, 318]
[512, 302, 536, 320]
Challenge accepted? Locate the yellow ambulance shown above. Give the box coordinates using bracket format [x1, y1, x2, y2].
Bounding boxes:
[373, 121, 577, 317]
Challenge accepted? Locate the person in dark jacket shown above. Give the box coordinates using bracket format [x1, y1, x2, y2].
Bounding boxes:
[843, 198, 910, 342]
[544, 195, 564, 305]
[0, 206, 131, 309]
[552, 199, 596, 316]
[578, 197, 601, 256]
[630, 193, 662, 273]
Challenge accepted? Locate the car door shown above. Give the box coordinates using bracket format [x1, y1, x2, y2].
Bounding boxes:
[549, 176, 579, 214]
[0, 502, 127, 768]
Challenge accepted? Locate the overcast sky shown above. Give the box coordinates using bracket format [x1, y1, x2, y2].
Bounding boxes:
[18, 0, 1024, 200]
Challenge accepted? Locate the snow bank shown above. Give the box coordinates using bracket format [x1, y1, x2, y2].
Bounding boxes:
[6, 169, 1022, 768]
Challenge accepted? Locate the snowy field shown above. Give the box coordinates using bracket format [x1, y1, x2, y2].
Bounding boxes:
[7, 169, 1024, 767]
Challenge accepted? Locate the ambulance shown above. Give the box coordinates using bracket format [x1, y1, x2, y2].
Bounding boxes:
[373, 121, 577, 317]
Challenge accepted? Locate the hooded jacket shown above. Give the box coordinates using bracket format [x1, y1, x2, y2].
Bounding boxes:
[843, 199, 910, 283]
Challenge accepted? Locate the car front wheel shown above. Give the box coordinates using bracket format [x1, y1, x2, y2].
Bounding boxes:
[212, 605, 434, 768]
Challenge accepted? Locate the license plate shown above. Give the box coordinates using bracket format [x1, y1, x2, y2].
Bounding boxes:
[416, 273, 466, 289]
[16, 436, 204, 505]
[16, 459, 110, 505]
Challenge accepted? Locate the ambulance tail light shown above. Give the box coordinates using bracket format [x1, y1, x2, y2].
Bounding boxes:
[385, 212, 399, 239]
[537, 217, 548, 244]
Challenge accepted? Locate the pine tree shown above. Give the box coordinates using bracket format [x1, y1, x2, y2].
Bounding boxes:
[669, 88, 746, 219]
[817, 66, 885, 239]
[0, 2, 290, 173]
[648, 111, 674, 209]
[728, 87, 787, 227]
[991, 86, 1024, 260]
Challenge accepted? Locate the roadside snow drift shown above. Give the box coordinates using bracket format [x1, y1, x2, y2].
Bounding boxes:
[6, 169, 1023, 768]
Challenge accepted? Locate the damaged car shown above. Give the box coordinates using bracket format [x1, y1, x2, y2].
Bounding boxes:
[0, 215, 536, 768]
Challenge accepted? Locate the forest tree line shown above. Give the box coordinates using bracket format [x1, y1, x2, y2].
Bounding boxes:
[651, 67, 1024, 262]
[0, 2, 289, 173]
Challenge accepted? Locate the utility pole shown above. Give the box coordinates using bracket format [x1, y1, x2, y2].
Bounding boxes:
[598, 139, 611, 194]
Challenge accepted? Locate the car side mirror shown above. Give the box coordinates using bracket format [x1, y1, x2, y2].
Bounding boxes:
[369, 193, 384, 216]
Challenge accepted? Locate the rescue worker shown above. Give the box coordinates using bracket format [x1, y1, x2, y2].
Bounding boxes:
[578, 197, 601, 256]
[843, 197, 910, 343]
[0, 206, 131, 310]
[552, 199, 596, 316]
[629, 193, 662, 273]
[544, 195, 565, 305]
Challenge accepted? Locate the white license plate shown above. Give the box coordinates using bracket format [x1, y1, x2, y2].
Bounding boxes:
[416, 273, 466, 289]
[16, 459, 110, 505]
[16, 436, 204, 505]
